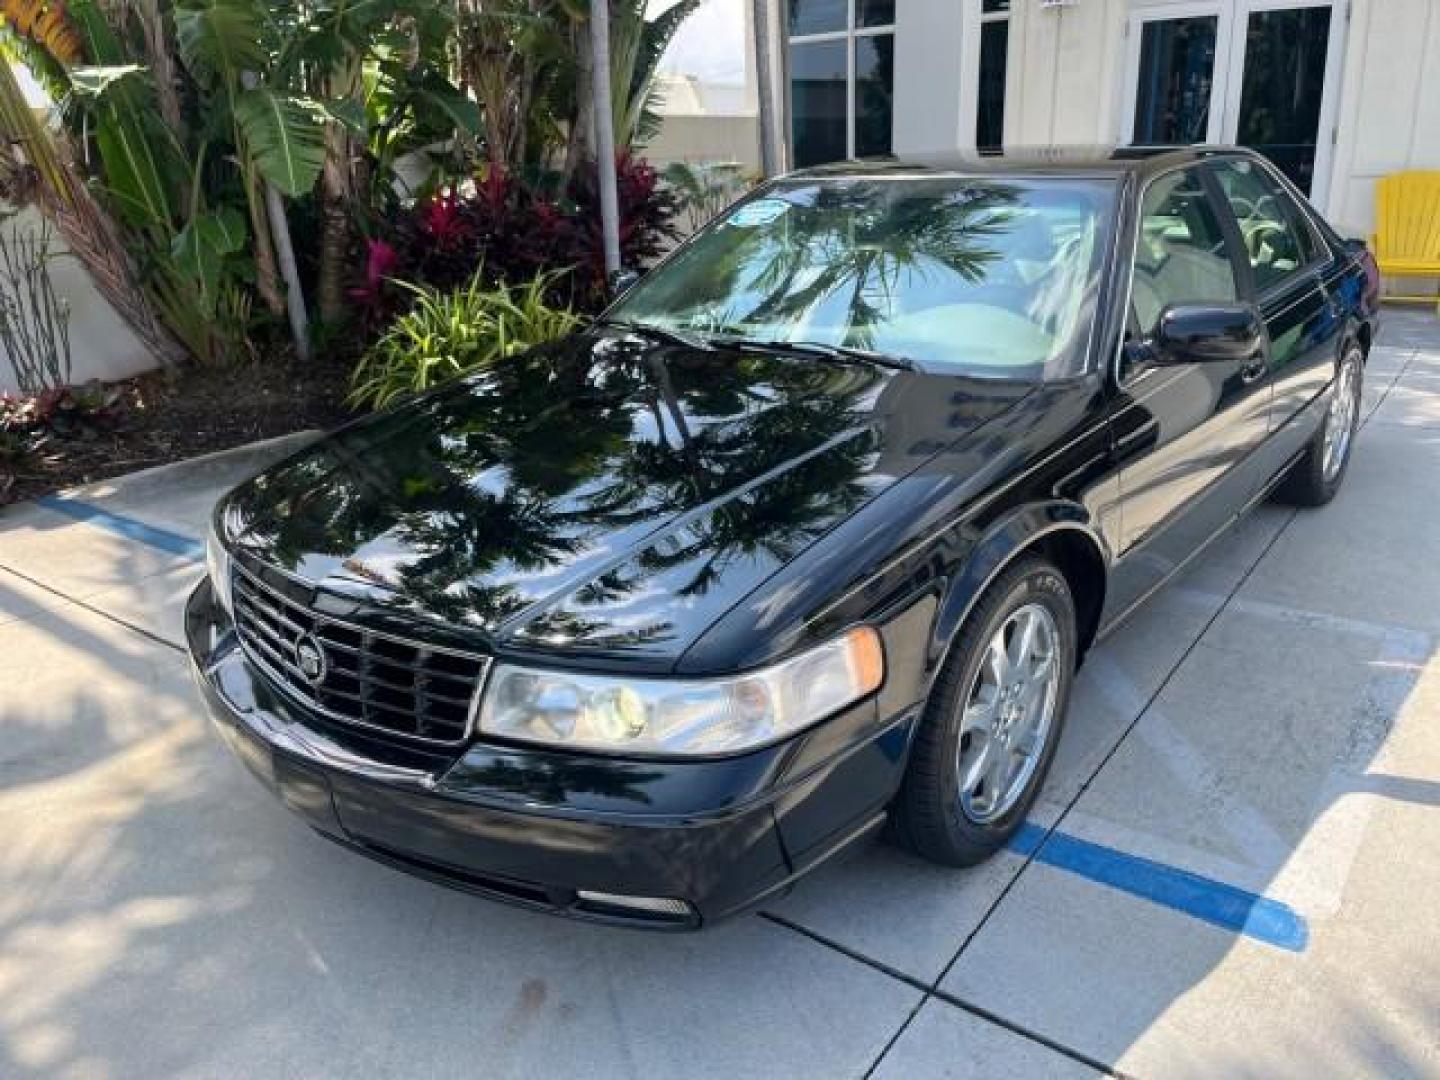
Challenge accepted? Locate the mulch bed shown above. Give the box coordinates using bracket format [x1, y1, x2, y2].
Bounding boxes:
[1, 355, 357, 509]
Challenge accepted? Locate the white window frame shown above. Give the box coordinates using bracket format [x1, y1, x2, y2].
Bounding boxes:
[972, 1, 1013, 152]
[1119, 0, 1349, 205]
[787, 0, 897, 160]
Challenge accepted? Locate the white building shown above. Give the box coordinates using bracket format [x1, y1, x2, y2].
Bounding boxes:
[655, 0, 1440, 242]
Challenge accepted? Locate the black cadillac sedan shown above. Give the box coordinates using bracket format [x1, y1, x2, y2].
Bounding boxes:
[188, 147, 1379, 928]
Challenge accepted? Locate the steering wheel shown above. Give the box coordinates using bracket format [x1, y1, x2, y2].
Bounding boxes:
[1246, 220, 1288, 261]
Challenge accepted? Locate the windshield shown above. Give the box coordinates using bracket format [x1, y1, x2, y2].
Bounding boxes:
[609, 175, 1117, 378]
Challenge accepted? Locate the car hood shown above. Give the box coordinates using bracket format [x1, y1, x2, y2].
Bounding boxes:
[225, 331, 1031, 665]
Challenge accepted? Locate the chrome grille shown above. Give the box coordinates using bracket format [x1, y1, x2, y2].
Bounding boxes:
[231, 561, 489, 747]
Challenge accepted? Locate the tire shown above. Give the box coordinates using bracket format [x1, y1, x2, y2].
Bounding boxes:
[892, 557, 1077, 867]
[1274, 337, 1364, 508]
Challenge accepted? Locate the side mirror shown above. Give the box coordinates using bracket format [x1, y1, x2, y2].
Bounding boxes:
[1153, 302, 1265, 365]
[609, 268, 642, 297]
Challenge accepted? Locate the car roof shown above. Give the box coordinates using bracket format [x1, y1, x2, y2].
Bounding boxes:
[784, 145, 1259, 183]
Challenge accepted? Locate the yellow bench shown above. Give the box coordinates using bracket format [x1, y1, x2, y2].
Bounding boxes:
[1372, 171, 1440, 311]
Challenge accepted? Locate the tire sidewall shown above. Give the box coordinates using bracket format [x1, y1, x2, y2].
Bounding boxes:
[930, 563, 1077, 851]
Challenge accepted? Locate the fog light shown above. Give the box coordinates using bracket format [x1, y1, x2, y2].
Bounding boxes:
[574, 890, 694, 921]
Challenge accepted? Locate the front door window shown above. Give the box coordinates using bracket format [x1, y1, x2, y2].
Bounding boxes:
[1131, 167, 1240, 333]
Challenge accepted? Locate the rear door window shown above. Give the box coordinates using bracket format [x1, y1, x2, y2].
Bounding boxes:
[1209, 158, 1321, 292]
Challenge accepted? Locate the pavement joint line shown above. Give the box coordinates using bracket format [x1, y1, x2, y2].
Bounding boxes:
[1166, 585, 1435, 648]
[758, 912, 1129, 1079]
[919, 497, 1302, 1027]
[33, 494, 205, 561]
[1360, 347, 1415, 430]
[0, 562, 186, 655]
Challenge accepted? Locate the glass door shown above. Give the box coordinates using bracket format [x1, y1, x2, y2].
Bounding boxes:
[1220, 0, 1345, 200]
[1123, 3, 1232, 147]
[1122, 1, 1344, 201]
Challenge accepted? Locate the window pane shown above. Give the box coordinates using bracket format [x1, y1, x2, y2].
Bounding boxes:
[788, 0, 846, 36]
[611, 177, 1118, 380]
[854, 34, 894, 158]
[982, 0, 1011, 12]
[977, 20, 1008, 153]
[857, 0, 895, 28]
[1132, 17, 1217, 145]
[791, 40, 848, 166]
[1210, 159, 1314, 291]
[1132, 168, 1238, 333]
[1235, 6, 1332, 194]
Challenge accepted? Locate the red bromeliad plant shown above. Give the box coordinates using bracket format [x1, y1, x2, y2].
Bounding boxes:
[380, 155, 678, 316]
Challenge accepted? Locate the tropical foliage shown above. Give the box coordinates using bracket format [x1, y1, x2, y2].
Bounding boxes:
[349, 270, 582, 410]
[0, 0, 696, 374]
[382, 153, 678, 315]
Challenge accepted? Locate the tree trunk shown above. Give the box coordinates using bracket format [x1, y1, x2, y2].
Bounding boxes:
[563, 16, 595, 185]
[317, 119, 352, 326]
[266, 180, 310, 362]
[244, 168, 286, 317]
[752, 0, 780, 176]
[138, 0, 184, 145]
[242, 71, 310, 358]
[589, 0, 621, 280]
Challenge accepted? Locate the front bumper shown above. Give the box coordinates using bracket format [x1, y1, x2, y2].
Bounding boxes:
[186, 580, 914, 927]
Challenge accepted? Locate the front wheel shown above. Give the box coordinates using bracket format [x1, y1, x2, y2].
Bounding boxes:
[892, 558, 1076, 866]
[1275, 340, 1364, 507]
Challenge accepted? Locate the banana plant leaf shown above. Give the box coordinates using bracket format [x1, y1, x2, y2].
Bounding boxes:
[234, 88, 327, 197]
[171, 206, 248, 314]
[172, 1, 271, 88]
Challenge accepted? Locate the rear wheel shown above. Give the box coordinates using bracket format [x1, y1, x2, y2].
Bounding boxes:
[893, 558, 1076, 866]
[1275, 339, 1363, 507]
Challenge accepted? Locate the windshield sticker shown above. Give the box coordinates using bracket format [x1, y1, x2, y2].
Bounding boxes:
[726, 199, 790, 228]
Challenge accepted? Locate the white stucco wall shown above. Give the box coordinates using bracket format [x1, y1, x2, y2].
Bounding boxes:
[893, 0, 1135, 158]
[644, 114, 763, 169]
[1329, 0, 1440, 239]
[0, 204, 154, 396]
[892, 0, 971, 157]
[1006, 0, 1130, 149]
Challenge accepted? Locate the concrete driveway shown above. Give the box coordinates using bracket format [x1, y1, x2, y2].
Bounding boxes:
[3, 309, 1439, 1079]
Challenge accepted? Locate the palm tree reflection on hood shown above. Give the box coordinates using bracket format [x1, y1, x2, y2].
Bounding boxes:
[232, 338, 889, 642]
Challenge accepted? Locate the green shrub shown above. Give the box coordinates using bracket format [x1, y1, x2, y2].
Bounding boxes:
[349, 271, 583, 410]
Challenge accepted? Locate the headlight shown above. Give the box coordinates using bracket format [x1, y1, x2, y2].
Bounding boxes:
[205, 520, 234, 616]
[477, 627, 884, 756]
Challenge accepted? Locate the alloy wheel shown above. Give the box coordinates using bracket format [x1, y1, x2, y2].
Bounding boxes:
[1322, 347, 1362, 482]
[955, 602, 1061, 824]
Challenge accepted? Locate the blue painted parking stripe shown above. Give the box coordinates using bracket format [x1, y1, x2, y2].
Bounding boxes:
[1008, 822, 1308, 952]
[36, 495, 205, 561]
